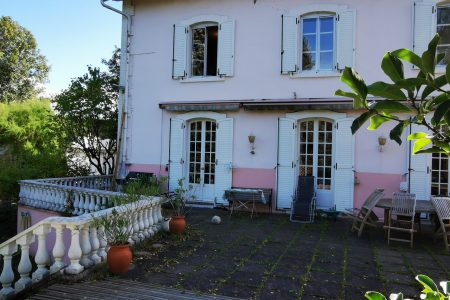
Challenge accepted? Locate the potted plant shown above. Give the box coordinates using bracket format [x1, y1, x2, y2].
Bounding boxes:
[168, 178, 195, 234]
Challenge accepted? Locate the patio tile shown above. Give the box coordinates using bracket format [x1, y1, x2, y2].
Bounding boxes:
[216, 282, 256, 298]
[345, 274, 381, 289]
[385, 283, 421, 298]
[302, 280, 343, 298]
[263, 275, 300, 292]
[384, 271, 416, 285]
[308, 270, 342, 284]
[227, 270, 265, 287]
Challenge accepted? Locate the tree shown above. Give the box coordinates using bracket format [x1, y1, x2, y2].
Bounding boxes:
[53, 48, 119, 175]
[0, 16, 49, 102]
[336, 34, 450, 154]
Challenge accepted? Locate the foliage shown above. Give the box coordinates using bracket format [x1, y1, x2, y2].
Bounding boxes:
[0, 16, 49, 102]
[169, 178, 195, 217]
[53, 48, 120, 175]
[365, 275, 450, 300]
[122, 175, 167, 197]
[336, 34, 450, 154]
[0, 99, 68, 200]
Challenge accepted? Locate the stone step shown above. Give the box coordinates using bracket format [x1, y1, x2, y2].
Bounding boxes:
[27, 277, 242, 300]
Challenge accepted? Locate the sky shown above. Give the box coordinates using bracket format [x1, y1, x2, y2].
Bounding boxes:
[0, 1, 123, 96]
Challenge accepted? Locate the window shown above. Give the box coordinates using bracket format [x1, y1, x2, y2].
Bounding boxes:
[191, 24, 218, 77]
[172, 16, 235, 80]
[301, 15, 335, 72]
[281, 5, 355, 76]
[437, 5, 450, 65]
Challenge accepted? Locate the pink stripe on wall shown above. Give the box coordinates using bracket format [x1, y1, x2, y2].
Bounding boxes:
[232, 168, 276, 189]
[354, 172, 403, 217]
[127, 164, 168, 176]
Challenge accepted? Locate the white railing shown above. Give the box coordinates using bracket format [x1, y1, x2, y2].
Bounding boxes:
[19, 178, 117, 214]
[0, 196, 165, 299]
[35, 175, 113, 190]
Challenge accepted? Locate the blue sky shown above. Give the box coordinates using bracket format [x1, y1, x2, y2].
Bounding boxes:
[0, 1, 122, 96]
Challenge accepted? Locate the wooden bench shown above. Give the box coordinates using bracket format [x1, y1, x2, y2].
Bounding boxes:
[224, 187, 272, 217]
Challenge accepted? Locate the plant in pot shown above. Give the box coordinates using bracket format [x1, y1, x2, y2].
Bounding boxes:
[168, 178, 195, 234]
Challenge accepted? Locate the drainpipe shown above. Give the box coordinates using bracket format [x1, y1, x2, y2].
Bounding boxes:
[100, 0, 132, 185]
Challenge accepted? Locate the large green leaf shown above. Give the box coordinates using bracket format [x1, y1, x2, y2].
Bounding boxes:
[416, 275, 440, 294]
[335, 89, 366, 109]
[381, 52, 404, 83]
[408, 132, 428, 140]
[368, 115, 391, 130]
[341, 67, 368, 99]
[364, 291, 387, 300]
[396, 78, 428, 89]
[421, 75, 447, 100]
[371, 100, 410, 113]
[416, 146, 449, 154]
[351, 110, 376, 134]
[392, 48, 423, 70]
[413, 138, 432, 153]
[367, 82, 407, 100]
[421, 34, 440, 75]
[390, 120, 410, 145]
[446, 61, 450, 85]
[433, 100, 450, 124]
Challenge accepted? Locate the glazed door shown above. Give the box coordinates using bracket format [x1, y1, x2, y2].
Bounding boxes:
[187, 120, 216, 202]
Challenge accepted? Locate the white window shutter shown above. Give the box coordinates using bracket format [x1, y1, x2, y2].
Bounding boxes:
[333, 118, 355, 211]
[336, 9, 356, 70]
[409, 123, 431, 199]
[215, 118, 234, 204]
[413, 1, 436, 60]
[218, 20, 235, 77]
[173, 24, 187, 79]
[281, 15, 298, 74]
[169, 118, 185, 191]
[277, 118, 296, 209]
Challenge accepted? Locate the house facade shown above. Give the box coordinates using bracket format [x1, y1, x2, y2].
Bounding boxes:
[115, 0, 447, 211]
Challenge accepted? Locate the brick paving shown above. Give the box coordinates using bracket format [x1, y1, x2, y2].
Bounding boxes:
[125, 208, 449, 299]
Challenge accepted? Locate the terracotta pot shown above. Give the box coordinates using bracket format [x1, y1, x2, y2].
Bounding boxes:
[169, 215, 186, 234]
[107, 244, 132, 274]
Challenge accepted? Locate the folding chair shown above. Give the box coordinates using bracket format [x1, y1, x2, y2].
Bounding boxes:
[290, 176, 316, 223]
[431, 197, 450, 252]
[384, 192, 416, 248]
[344, 188, 384, 237]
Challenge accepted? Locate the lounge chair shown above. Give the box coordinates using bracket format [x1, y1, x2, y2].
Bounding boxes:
[384, 192, 416, 248]
[431, 197, 450, 252]
[344, 188, 384, 237]
[290, 176, 316, 223]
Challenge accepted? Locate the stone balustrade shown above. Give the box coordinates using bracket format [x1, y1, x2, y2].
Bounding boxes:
[0, 196, 165, 299]
[19, 178, 117, 214]
[36, 175, 113, 190]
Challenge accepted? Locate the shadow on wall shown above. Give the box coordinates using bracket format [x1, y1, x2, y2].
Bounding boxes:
[0, 200, 17, 243]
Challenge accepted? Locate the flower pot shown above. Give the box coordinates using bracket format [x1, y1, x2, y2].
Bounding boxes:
[169, 215, 186, 234]
[107, 244, 132, 274]
[162, 217, 171, 232]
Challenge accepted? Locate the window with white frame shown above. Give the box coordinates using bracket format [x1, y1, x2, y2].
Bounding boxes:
[437, 5, 450, 65]
[281, 5, 355, 76]
[173, 16, 235, 80]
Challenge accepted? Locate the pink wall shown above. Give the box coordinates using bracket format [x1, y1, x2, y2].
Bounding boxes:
[128, 163, 168, 177]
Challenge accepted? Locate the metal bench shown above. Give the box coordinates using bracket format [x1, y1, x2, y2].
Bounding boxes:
[224, 187, 272, 218]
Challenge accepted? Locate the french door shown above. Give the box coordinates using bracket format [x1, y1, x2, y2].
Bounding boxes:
[431, 153, 450, 197]
[298, 119, 334, 208]
[187, 120, 216, 202]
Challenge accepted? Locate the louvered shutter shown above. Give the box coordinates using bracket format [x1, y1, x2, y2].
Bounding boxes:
[277, 118, 296, 209]
[172, 24, 187, 78]
[281, 15, 298, 74]
[215, 118, 233, 204]
[336, 8, 356, 70]
[169, 118, 185, 191]
[413, 1, 436, 61]
[218, 20, 235, 77]
[333, 118, 355, 211]
[409, 123, 432, 200]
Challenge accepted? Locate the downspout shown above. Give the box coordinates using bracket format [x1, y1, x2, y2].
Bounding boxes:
[100, 0, 132, 185]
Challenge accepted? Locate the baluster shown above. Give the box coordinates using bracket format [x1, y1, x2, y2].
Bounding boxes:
[79, 226, 93, 268]
[138, 208, 145, 241]
[97, 226, 107, 261]
[50, 224, 66, 274]
[152, 202, 159, 233]
[132, 209, 141, 243]
[89, 226, 101, 264]
[78, 193, 85, 215]
[84, 193, 91, 214]
[89, 194, 96, 212]
[101, 195, 107, 210]
[65, 225, 84, 274]
[32, 224, 51, 283]
[157, 200, 163, 223]
[44, 187, 52, 210]
[142, 206, 150, 238]
[147, 204, 155, 237]
[0, 244, 17, 299]
[15, 233, 35, 292]
[94, 195, 100, 212]
[60, 190, 67, 212]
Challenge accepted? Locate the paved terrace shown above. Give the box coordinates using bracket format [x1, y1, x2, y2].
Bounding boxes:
[31, 209, 450, 300]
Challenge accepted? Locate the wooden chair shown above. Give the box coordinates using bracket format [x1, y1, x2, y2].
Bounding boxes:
[431, 197, 450, 252]
[384, 192, 416, 248]
[344, 188, 384, 237]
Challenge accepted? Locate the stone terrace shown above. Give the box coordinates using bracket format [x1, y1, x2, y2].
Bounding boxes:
[32, 208, 450, 300]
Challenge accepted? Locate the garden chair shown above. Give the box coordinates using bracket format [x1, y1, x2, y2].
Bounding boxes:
[344, 188, 384, 237]
[431, 197, 450, 252]
[384, 192, 416, 248]
[290, 176, 316, 223]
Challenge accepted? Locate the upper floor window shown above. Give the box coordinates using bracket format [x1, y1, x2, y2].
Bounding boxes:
[173, 16, 235, 81]
[437, 5, 450, 65]
[281, 4, 355, 76]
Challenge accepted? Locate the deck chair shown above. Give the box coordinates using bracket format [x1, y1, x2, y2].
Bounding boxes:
[384, 192, 416, 248]
[345, 188, 384, 237]
[431, 197, 450, 252]
[290, 176, 316, 223]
